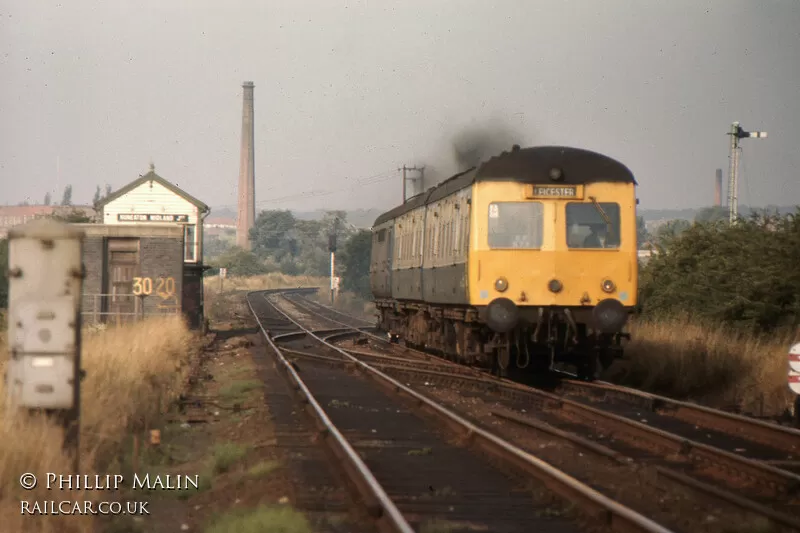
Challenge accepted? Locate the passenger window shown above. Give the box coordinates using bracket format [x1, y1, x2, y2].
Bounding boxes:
[487, 202, 543, 249]
[565, 202, 621, 249]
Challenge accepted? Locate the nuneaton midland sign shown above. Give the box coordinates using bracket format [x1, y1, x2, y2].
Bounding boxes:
[117, 214, 189, 222]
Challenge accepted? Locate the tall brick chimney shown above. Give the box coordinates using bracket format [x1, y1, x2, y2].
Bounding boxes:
[715, 168, 722, 206]
[236, 81, 256, 251]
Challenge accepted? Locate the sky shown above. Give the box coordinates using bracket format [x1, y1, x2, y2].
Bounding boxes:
[1, 0, 799, 215]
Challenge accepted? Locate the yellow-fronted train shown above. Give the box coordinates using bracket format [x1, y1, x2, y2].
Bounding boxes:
[369, 145, 638, 380]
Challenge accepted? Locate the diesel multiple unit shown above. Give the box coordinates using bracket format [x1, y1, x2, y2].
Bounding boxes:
[369, 145, 638, 380]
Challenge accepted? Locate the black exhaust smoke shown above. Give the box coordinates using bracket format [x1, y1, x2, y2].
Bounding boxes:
[451, 118, 525, 170]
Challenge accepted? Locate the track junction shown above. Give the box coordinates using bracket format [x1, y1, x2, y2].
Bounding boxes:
[245, 287, 800, 533]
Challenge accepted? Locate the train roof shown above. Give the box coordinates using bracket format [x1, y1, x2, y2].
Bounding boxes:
[373, 145, 636, 226]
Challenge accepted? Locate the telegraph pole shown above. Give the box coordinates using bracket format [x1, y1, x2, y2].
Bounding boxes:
[399, 165, 425, 203]
[328, 218, 338, 304]
[727, 121, 767, 224]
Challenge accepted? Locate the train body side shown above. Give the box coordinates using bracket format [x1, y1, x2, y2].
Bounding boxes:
[369, 220, 393, 298]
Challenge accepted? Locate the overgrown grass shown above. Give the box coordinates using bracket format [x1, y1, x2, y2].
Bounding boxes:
[203, 272, 375, 325]
[246, 459, 280, 478]
[608, 314, 798, 416]
[203, 273, 327, 324]
[219, 379, 263, 401]
[307, 289, 375, 322]
[204, 505, 312, 533]
[211, 442, 250, 474]
[0, 315, 199, 533]
[204, 272, 327, 293]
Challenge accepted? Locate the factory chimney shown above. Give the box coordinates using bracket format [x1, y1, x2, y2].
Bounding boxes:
[236, 81, 256, 251]
[714, 168, 722, 206]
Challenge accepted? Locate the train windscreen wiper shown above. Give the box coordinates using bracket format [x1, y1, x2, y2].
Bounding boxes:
[588, 196, 611, 226]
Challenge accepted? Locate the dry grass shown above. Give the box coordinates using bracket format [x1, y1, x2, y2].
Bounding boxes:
[202, 271, 375, 323]
[609, 314, 799, 417]
[0, 315, 200, 533]
[308, 290, 375, 322]
[203, 272, 327, 294]
[204, 273, 327, 325]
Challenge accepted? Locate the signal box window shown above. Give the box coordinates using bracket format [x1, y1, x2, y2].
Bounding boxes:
[566, 202, 621, 249]
[488, 202, 543, 249]
[184, 224, 197, 261]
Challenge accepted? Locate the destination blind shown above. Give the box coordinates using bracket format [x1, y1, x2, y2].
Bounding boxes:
[529, 185, 580, 199]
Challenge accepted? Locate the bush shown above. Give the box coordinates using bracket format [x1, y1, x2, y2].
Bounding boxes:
[639, 210, 800, 334]
[0, 238, 7, 308]
[623, 209, 800, 413]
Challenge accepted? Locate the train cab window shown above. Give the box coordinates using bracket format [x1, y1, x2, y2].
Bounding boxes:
[565, 202, 621, 249]
[487, 202, 544, 249]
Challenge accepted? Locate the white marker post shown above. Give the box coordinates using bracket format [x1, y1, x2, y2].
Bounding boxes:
[788, 343, 800, 428]
[5, 219, 85, 469]
[219, 267, 227, 292]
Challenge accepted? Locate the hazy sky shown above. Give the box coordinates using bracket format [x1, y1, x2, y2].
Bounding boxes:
[1, 0, 798, 214]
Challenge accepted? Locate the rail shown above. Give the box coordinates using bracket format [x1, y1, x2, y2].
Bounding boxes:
[245, 289, 415, 533]
[557, 376, 800, 454]
[268, 289, 674, 533]
[287, 292, 800, 530]
[297, 293, 800, 457]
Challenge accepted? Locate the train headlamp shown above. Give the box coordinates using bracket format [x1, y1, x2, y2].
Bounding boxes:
[549, 167, 563, 181]
[495, 277, 508, 292]
[548, 279, 563, 293]
[601, 279, 616, 293]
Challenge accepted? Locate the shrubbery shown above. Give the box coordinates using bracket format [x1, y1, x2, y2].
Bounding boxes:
[638, 210, 800, 334]
[0, 239, 7, 308]
[207, 210, 373, 300]
[619, 209, 800, 412]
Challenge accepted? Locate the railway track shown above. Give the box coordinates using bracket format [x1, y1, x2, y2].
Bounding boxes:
[287, 294, 800, 456]
[277, 291, 800, 531]
[247, 288, 674, 533]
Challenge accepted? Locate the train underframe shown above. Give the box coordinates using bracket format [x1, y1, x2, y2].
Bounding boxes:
[374, 299, 630, 381]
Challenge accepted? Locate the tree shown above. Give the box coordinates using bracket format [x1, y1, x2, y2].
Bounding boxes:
[338, 229, 372, 299]
[105, 184, 112, 197]
[212, 248, 270, 277]
[203, 233, 235, 261]
[0, 239, 8, 308]
[249, 210, 298, 261]
[292, 219, 328, 275]
[638, 209, 800, 333]
[43, 192, 52, 206]
[92, 186, 102, 207]
[60, 185, 73, 206]
[51, 208, 93, 223]
[695, 206, 727, 224]
[636, 216, 649, 249]
[653, 219, 691, 249]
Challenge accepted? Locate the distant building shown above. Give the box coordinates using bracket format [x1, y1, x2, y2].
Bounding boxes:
[0, 205, 96, 238]
[94, 164, 211, 329]
[203, 216, 236, 237]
